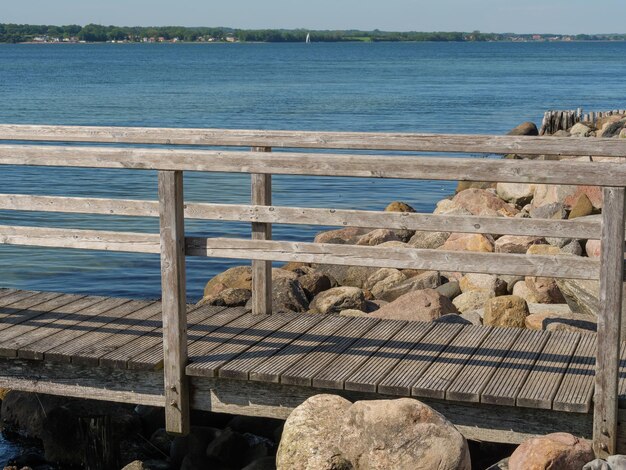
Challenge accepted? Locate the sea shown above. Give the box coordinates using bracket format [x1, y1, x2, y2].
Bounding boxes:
[0, 39, 625, 464]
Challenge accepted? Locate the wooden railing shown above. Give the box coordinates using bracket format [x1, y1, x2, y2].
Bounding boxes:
[0, 124, 624, 456]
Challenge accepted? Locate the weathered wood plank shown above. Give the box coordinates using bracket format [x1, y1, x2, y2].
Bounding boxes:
[0, 292, 68, 333]
[0, 195, 601, 240]
[186, 312, 295, 378]
[249, 315, 352, 383]
[344, 321, 435, 393]
[280, 316, 380, 387]
[594, 187, 626, 457]
[0, 145, 625, 186]
[553, 333, 597, 413]
[377, 323, 464, 396]
[412, 325, 493, 400]
[0, 124, 623, 157]
[186, 237, 600, 280]
[481, 329, 550, 406]
[516, 330, 581, 409]
[313, 319, 409, 390]
[219, 315, 324, 381]
[446, 327, 522, 403]
[0, 295, 106, 356]
[250, 152, 272, 315]
[0, 288, 19, 301]
[158, 170, 189, 435]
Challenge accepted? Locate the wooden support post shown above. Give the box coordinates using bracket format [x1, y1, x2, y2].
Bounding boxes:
[593, 186, 626, 457]
[158, 170, 190, 435]
[251, 146, 272, 315]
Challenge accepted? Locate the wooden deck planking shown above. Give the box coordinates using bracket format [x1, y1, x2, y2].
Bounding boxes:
[553, 333, 597, 413]
[218, 314, 324, 381]
[0, 295, 108, 357]
[344, 321, 435, 393]
[312, 319, 409, 390]
[481, 329, 551, 406]
[127, 306, 248, 371]
[0, 291, 67, 333]
[376, 323, 464, 396]
[98, 304, 227, 369]
[186, 312, 296, 378]
[0, 290, 43, 308]
[279, 316, 380, 387]
[516, 330, 581, 409]
[446, 327, 522, 402]
[249, 315, 352, 383]
[0, 289, 20, 301]
[16, 297, 132, 360]
[411, 325, 493, 400]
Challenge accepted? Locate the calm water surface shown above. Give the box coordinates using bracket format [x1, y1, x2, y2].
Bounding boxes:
[0, 41, 625, 302]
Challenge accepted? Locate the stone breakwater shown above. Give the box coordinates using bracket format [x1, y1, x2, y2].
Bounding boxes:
[199, 116, 626, 336]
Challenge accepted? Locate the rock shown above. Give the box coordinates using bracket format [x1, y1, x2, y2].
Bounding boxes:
[452, 189, 519, 217]
[338, 398, 471, 470]
[385, 201, 417, 241]
[532, 184, 579, 210]
[524, 311, 596, 333]
[453, 290, 492, 313]
[508, 121, 538, 136]
[525, 277, 565, 304]
[170, 426, 222, 469]
[436, 281, 462, 299]
[509, 432, 594, 470]
[150, 428, 173, 456]
[484, 295, 529, 328]
[434, 199, 472, 216]
[460, 310, 483, 325]
[586, 239, 601, 258]
[377, 240, 408, 248]
[526, 244, 562, 256]
[495, 235, 545, 254]
[371, 289, 457, 322]
[556, 279, 599, 317]
[205, 428, 255, 468]
[568, 193, 594, 219]
[204, 266, 252, 298]
[314, 227, 368, 244]
[434, 313, 471, 325]
[408, 231, 450, 249]
[242, 456, 277, 470]
[512, 281, 540, 303]
[486, 457, 510, 470]
[500, 275, 524, 293]
[226, 415, 283, 441]
[309, 287, 366, 314]
[365, 268, 407, 299]
[268, 278, 309, 313]
[356, 229, 400, 246]
[455, 181, 496, 193]
[122, 462, 148, 470]
[583, 459, 611, 470]
[570, 123, 592, 137]
[496, 183, 535, 206]
[340, 309, 369, 317]
[560, 240, 583, 256]
[276, 394, 351, 470]
[281, 261, 311, 274]
[459, 273, 508, 296]
[621, 128, 626, 138]
[529, 202, 567, 220]
[297, 272, 334, 300]
[607, 455, 626, 468]
[376, 271, 441, 302]
[312, 265, 378, 289]
[198, 287, 251, 307]
[441, 233, 494, 252]
[599, 119, 626, 138]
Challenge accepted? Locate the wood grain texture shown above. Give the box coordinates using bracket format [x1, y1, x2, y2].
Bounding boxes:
[0, 195, 602, 240]
[186, 237, 600, 280]
[553, 333, 597, 413]
[0, 124, 623, 156]
[158, 170, 189, 435]
[0, 144, 625, 185]
[593, 187, 626, 457]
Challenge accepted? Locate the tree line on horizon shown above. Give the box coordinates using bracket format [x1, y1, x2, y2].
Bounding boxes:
[1, 23, 625, 44]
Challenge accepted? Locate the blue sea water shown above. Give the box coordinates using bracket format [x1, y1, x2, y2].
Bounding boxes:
[0, 41, 625, 303]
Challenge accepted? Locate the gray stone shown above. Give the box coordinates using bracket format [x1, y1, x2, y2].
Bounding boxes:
[376, 271, 441, 302]
[452, 290, 492, 313]
[555, 279, 599, 317]
[529, 202, 567, 220]
[436, 281, 462, 299]
[372, 289, 458, 322]
[508, 121, 539, 136]
[297, 272, 334, 300]
[434, 313, 471, 325]
[583, 459, 610, 470]
[309, 286, 367, 314]
[460, 310, 483, 325]
[486, 457, 510, 470]
[408, 231, 450, 249]
[608, 454, 626, 469]
[312, 264, 378, 289]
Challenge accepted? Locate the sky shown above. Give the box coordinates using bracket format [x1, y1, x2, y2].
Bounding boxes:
[2, 0, 624, 34]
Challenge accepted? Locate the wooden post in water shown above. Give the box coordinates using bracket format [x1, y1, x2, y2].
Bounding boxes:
[251, 147, 273, 315]
[158, 170, 190, 435]
[593, 187, 626, 457]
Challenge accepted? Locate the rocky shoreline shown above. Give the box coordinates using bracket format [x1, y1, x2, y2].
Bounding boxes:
[2, 115, 626, 469]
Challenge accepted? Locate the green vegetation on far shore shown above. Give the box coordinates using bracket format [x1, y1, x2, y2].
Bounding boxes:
[1, 23, 625, 44]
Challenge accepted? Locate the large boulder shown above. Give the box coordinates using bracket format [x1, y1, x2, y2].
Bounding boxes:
[276, 394, 352, 470]
[297, 271, 334, 300]
[309, 286, 367, 314]
[434, 199, 472, 216]
[204, 266, 253, 297]
[556, 279, 599, 316]
[408, 231, 450, 249]
[484, 295, 529, 328]
[496, 183, 535, 206]
[371, 289, 457, 322]
[385, 201, 417, 242]
[313, 264, 378, 289]
[509, 433, 593, 470]
[525, 311, 596, 333]
[357, 229, 400, 246]
[529, 202, 567, 220]
[314, 227, 368, 245]
[459, 273, 507, 296]
[453, 290, 492, 314]
[365, 268, 407, 299]
[508, 121, 539, 136]
[570, 123, 592, 137]
[269, 278, 309, 313]
[568, 193, 594, 219]
[495, 236, 545, 254]
[338, 398, 471, 470]
[441, 233, 494, 252]
[452, 189, 519, 217]
[198, 288, 252, 307]
[375, 271, 441, 302]
[524, 277, 565, 304]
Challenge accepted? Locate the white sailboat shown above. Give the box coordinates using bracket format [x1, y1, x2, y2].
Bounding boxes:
[306, 33, 311, 44]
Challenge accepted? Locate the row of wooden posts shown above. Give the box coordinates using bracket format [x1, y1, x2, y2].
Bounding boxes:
[540, 108, 626, 135]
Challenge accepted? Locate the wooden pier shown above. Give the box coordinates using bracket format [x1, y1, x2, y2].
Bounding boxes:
[0, 124, 625, 457]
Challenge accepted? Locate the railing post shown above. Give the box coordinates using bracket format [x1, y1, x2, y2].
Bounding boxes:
[593, 186, 626, 457]
[158, 170, 190, 435]
[251, 146, 272, 315]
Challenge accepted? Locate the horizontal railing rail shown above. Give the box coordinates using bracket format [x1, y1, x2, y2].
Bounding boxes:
[0, 124, 624, 456]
